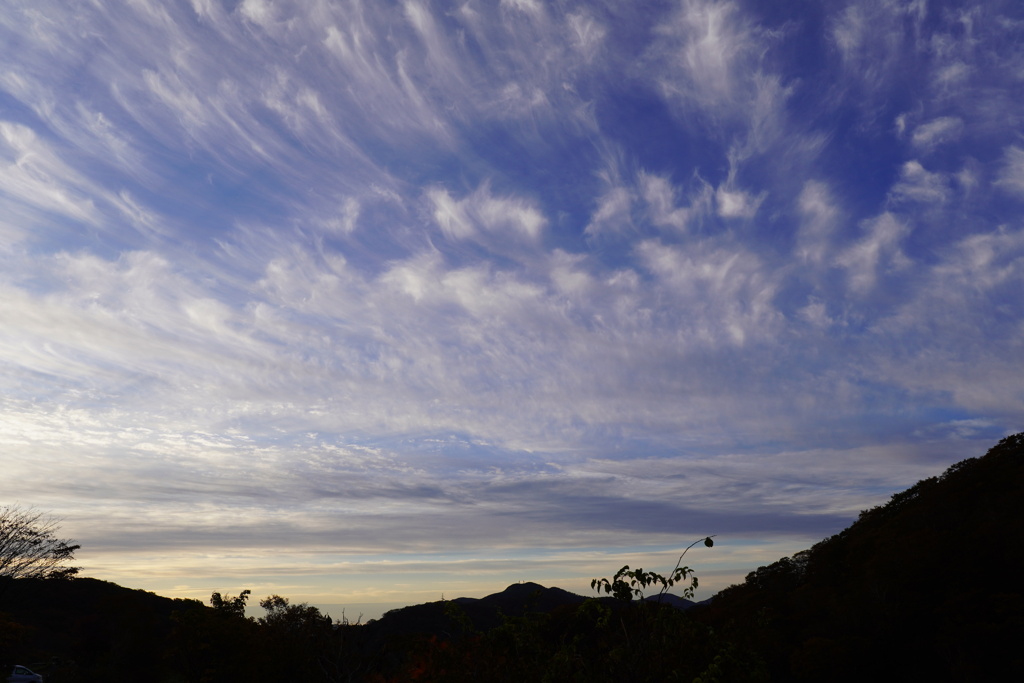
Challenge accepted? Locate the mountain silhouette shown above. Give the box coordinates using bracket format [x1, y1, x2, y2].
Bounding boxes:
[365, 582, 585, 637]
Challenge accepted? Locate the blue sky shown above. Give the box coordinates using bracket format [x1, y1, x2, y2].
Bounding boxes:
[2, 0, 1022, 618]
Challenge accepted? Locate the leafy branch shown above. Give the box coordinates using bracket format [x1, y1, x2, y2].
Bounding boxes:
[591, 536, 715, 602]
[0, 504, 80, 581]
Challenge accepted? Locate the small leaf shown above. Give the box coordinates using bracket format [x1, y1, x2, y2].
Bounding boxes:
[704, 537, 714, 547]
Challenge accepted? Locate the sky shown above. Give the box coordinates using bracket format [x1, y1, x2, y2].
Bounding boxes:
[1, 0, 1022, 620]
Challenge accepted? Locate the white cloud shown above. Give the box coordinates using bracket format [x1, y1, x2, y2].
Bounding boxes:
[640, 172, 711, 232]
[635, 238, 780, 346]
[932, 225, 1024, 293]
[868, 226, 1024, 414]
[715, 184, 764, 219]
[567, 11, 606, 64]
[547, 250, 594, 298]
[796, 181, 841, 266]
[429, 188, 476, 240]
[836, 212, 911, 294]
[644, 0, 795, 234]
[262, 70, 334, 139]
[428, 184, 546, 243]
[140, 68, 216, 140]
[832, 4, 868, 62]
[477, 194, 546, 241]
[113, 190, 170, 239]
[501, 0, 543, 16]
[889, 160, 950, 204]
[655, 0, 750, 114]
[403, 0, 469, 96]
[585, 185, 633, 237]
[830, 0, 930, 107]
[798, 298, 833, 329]
[910, 116, 963, 152]
[239, 0, 278, 28]
[741, 73, 795, 157]
[933, 61, 970, 88]
[0, 251, 277, 394]
[648, 0, 794, 157]
[329, 197, 361, 235]
[0, 121, 100, 226]
[832, 0, 926, 70]
[996, 145, 1024, 197]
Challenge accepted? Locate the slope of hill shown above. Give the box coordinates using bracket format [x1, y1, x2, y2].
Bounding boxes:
[697, 432, 1024, 681]
[0, 577, 205, 680]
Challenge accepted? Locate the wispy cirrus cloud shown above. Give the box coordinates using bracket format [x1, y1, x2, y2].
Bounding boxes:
[996, 145, 1024, 197]
[909, 116, 964, 152]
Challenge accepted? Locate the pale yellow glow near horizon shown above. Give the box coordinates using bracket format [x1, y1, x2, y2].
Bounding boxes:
[75, 537, 815, 620]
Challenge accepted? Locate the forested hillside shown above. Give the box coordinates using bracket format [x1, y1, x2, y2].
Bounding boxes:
[698, 432, 1024, 681]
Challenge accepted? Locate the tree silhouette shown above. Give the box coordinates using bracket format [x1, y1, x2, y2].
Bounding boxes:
[0, 504, 80, 581]
[210, 588, 251, 618]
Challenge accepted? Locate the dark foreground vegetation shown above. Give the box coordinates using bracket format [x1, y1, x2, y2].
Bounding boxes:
[2, 433, 1022, 681]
